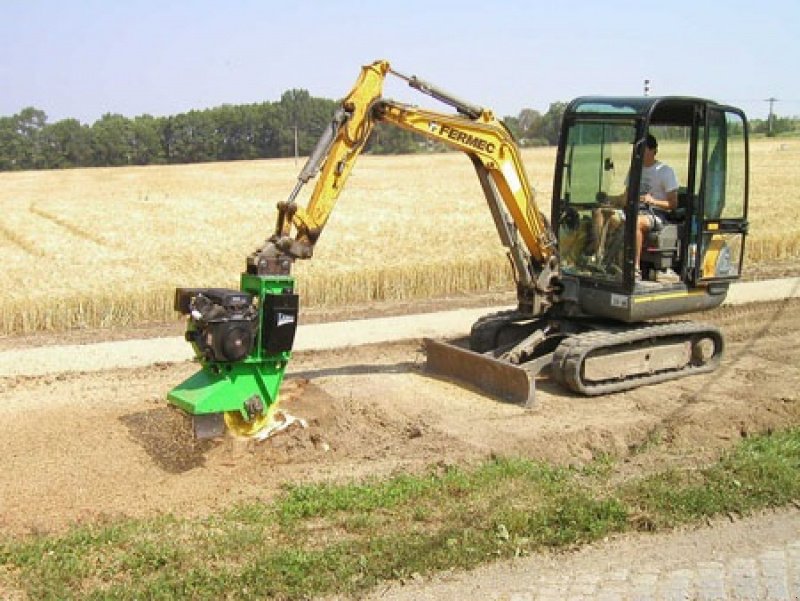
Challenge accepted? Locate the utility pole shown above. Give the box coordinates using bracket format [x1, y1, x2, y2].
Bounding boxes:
[294, 125, 299, 165]
[764, 97, 779, 136]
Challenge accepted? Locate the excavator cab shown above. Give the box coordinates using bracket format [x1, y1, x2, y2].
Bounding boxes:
[552, 97, 749, 322]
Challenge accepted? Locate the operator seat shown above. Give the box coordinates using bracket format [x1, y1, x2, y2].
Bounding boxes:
[640, 189, 689, 276]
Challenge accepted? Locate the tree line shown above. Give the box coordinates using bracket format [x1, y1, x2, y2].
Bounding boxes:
[4, 90, 792, 172]
[0, 90, 570, 172]
[0, 90, 337, 170]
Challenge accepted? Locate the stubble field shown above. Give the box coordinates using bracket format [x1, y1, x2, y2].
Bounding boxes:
[0, 138, 798, 334]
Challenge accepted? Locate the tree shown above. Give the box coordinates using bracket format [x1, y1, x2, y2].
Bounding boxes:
[163, 111, 218, 164]
[276, 90, 338, 158]
[539, 102, 567, 146]
[42, 118, 92, 168]
[6, 107, 49, 169]
[91, 113, 134, 166]
[366, 123, 422, 154]
[0, 115, 24, 170]
[214, 104, 270, 161]
[517, 108, 547, 146]
[252, 102, 282, 158]
[130, 115, 165, 165]
[751, 115, 797, 137]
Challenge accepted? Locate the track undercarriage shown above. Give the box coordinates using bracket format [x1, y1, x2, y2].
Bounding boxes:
[425, 309, 723, 406]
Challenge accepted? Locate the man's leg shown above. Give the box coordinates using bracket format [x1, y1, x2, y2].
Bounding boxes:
[593, 209, 623, 259]
[591, 210, 604, 255]
[635, 214, 652, 277]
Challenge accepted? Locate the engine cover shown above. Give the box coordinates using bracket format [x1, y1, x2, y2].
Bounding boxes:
[200, 319, 256, 362]
[176, 288, 258, 363]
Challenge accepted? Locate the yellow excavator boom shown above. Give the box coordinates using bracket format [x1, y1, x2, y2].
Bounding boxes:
[291, 60, 391, 242]
[250, 59, 559, 314]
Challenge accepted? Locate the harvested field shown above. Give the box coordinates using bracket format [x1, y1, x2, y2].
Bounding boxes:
[0, 138, 798, 333]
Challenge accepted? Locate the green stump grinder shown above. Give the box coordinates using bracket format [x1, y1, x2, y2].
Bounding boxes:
[168, 270, 298, 439]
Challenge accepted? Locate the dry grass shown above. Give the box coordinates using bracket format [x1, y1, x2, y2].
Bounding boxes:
[744, 139, 800, 261]
[0, 138, 797, 334]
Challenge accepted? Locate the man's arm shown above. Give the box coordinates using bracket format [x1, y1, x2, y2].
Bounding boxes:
[642, 189, 678, 211]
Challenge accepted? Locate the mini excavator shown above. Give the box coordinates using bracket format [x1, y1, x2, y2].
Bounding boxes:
[169, 60, 749, 438]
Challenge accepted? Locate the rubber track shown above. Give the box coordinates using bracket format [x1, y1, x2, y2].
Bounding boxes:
[551, 321, 724, 396]
[469, 309, 528, 352]
[470, 309, 527, 333]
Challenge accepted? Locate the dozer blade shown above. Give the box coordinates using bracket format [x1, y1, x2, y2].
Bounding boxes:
[423, 337, 537, 407]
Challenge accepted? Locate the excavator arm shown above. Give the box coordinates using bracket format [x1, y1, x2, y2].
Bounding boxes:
[247, 60, 559, 314]
[268, 61, 390, 262]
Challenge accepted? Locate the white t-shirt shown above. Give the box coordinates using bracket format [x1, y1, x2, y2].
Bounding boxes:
[637, 161, 679, 200]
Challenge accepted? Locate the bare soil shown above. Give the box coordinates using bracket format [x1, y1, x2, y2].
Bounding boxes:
[1, 296, 799, 537]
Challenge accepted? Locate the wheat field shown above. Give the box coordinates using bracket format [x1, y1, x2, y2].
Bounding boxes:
[0, 139, 798, 334]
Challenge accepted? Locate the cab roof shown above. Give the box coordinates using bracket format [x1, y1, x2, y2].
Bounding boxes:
[565, 96, 728, 124]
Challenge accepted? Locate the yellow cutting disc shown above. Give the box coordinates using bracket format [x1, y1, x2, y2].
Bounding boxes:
[223, 401, 281, 438]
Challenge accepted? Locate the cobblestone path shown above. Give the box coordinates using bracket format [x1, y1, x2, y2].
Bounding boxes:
[359, 508, 800, 601]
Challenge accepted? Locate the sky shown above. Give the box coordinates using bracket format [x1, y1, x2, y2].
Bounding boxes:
[2, 0, 798, 124]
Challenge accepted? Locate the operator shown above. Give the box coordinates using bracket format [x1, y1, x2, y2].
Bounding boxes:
[592, 133, 679, 279]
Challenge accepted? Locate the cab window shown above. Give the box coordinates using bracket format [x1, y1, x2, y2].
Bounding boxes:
[557, 121, 635, 283]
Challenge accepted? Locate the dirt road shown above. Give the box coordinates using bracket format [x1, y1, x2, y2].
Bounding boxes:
[0, 295, 799, 540]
